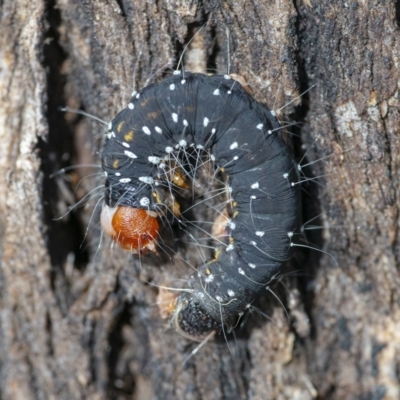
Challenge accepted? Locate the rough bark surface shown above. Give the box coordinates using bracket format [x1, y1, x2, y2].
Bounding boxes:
[0, 0, 399, 399]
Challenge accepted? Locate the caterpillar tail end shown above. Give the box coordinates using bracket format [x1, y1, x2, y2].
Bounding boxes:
[158, 288, 220, 342]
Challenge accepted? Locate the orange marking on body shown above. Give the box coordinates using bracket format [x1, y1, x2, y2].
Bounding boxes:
[147, 111, 159, 119]
[124, 130, 134, 141]
[117, 121, 125, 133]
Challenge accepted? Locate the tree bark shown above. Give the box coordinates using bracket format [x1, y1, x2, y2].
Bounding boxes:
[1, 0, 399, 399]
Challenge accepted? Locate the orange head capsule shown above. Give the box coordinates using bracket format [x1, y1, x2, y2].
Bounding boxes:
[100, 204, 159, 253]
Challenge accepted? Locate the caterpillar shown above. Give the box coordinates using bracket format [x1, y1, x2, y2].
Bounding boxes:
[100, 71, 301, 341]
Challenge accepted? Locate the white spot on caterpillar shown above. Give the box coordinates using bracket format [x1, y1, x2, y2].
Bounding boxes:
[122, 142, 130, 148]
[213, 89, 220, 95]
[142, 126, 151, 135]
[165, 146, 173, 153]
[205, 274, 214, 283]
[119, 178, 131, 183]
[287, 231, 294, 238]
[107, 122, 112, 131]
[250, 195, 257, 199]
[257, 123, 263, 130]
[124, 150, 137, 159]
[172, 113, 178, 123]
[183, 119, 188, 126]
[224, 75, 230, 80]
[169, 83, 175, 90]
[115, 172, 121, 176]
[211, 128, 216, 134]
[227, 290, 235, 297]
[226, 244, 234, 252]
[250, 241, 257, 246]
[215, 296, 223, 302]
[179, 140, 187, 147]
[155, 126, 162, 134]
[229, 221, 236, 230]
[251, 182, 259, 189]
[270, 110, 276, 116]
[238, 268, 245, 275]
[268, 130, 272, 135]
[181, 79, 186, 84]
[283, 173, 289, 179]
[203, 117, 209, 127]
[128, 103, 134, 110]
[148, 156, 161, 164]
[230, 142, 238, 150]
[255, 231, 265, 237]
[248, 263, 256, 269]
[139, 177, 154, 184]
[173, 70, 181, 75]
[140, 197, 150, 206]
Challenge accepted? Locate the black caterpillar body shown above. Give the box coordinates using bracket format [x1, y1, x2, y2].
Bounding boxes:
[101, 71, 301, 339]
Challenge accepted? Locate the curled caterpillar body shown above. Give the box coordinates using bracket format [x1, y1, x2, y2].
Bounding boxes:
[101, 71, 301, 340]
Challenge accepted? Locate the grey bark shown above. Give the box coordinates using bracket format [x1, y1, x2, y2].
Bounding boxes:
[0, 0, 399, 399]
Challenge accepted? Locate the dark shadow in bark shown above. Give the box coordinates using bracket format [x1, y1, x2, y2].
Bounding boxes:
[40, 0, 90, 277]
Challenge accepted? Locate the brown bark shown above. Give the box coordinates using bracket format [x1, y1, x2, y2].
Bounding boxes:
[0, 0, 399, 399]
